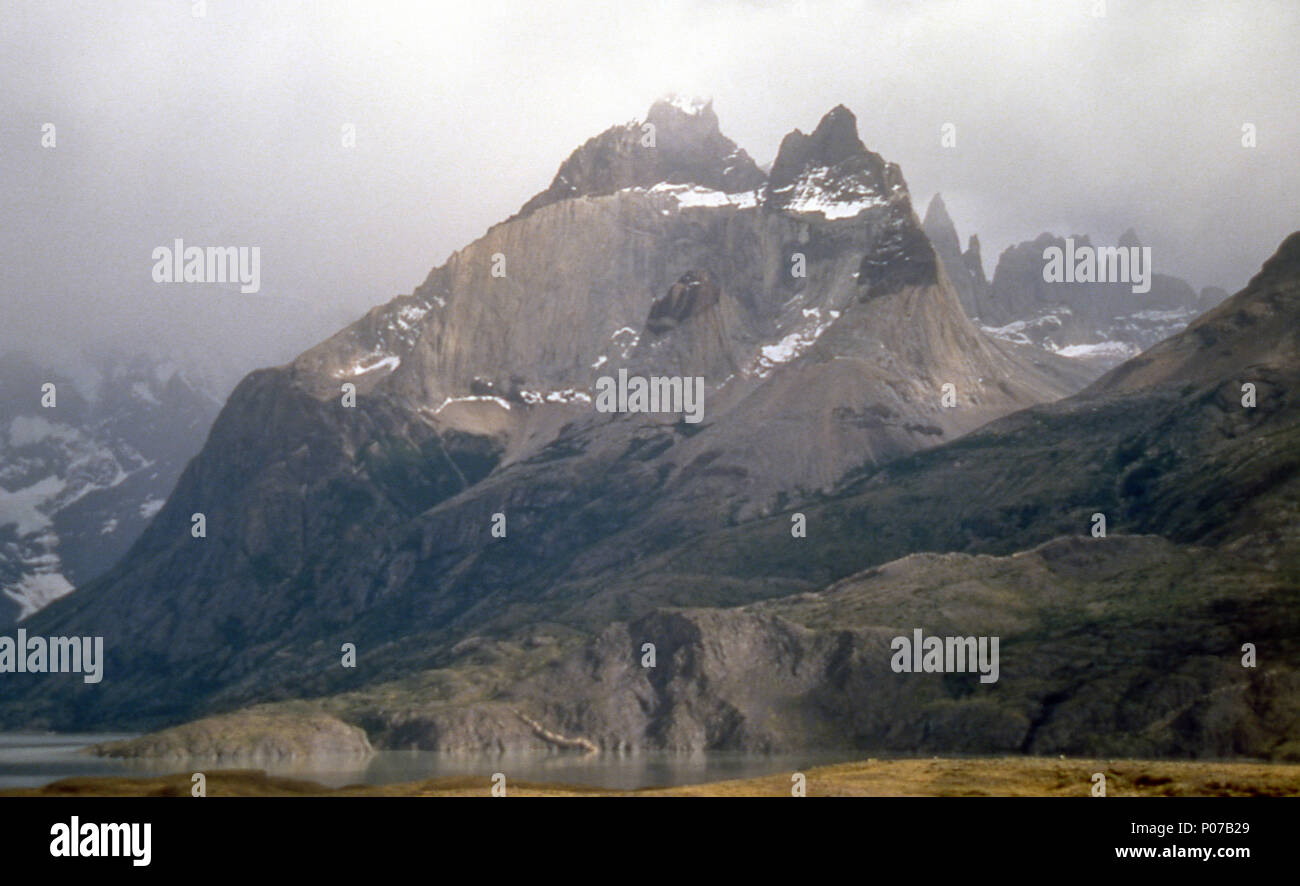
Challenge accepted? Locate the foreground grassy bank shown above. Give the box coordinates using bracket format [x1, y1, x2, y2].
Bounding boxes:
[5, 757, 1300, 797]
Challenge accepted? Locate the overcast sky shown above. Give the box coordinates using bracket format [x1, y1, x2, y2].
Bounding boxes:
[3, 0, 1296, 386]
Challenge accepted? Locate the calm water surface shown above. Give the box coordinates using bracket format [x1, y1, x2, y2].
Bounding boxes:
[0, 733, 860, 790]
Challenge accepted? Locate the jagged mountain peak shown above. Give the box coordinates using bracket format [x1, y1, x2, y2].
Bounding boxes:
[924, 191, 951, 220]
[922, 193, 988, 316]
[516, 98, 764, 219]
[922, 193, 960, 255]
[962, 235, 988, 286]
[769, 105, 868, 187]
[811, 104, 865, 155]
[765, 105, 906, 221]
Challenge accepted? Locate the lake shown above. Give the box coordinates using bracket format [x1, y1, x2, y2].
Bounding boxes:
[0, 733, 860, 791]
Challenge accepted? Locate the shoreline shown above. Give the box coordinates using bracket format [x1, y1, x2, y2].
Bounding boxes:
[5, 756, 1300, 797]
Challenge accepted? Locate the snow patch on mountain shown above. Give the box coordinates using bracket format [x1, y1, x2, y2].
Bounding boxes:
[3, 571, 75, 621]
[1054, 341, 1139, 360]
[138, 497, 166, 520]
[750, 307, 841, 377]
[611, 327, 640, 359]
[663, 94, 710, 116]
[434, 395, 512, 413]
[637, 182, 760, 210]
[772, 166, 888, 219]
[0, 475, 64, 535]
[982, 304, 1198, 367]
[342, 353, 401, 376]
[394, 304, 430, 330]
[520, 389, 592, 406]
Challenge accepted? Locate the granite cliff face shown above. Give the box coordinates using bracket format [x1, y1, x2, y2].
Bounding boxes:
[3, 99, 1090, 729]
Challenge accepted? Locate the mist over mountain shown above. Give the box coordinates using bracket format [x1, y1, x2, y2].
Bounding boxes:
[0, 0, 1295, 781]
[2, 98, 1091, 729]
[3, 1, 1293, 384]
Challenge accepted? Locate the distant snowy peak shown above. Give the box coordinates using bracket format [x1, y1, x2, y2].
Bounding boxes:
[0, 350, 221, 624]
[969, 229, 1221, 369]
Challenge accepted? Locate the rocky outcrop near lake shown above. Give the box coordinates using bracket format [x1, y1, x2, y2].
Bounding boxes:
[90, 712, 373, 762]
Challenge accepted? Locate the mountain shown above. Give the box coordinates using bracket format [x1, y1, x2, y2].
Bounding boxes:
[920, 194, 1229, 371]
[139, 231, 1299, 759]
[921, 194, 990, 318]
[516, 95, 765, 218]
[0, 351, 222, 626]
[0, 99, 1091, 730]
[975, 228, 1229, 369]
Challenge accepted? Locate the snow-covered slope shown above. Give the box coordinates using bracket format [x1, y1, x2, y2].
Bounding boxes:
[0, 351, 222, 624]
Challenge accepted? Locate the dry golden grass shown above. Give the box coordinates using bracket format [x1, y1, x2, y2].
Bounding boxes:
[4, 757, 1300, 797]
